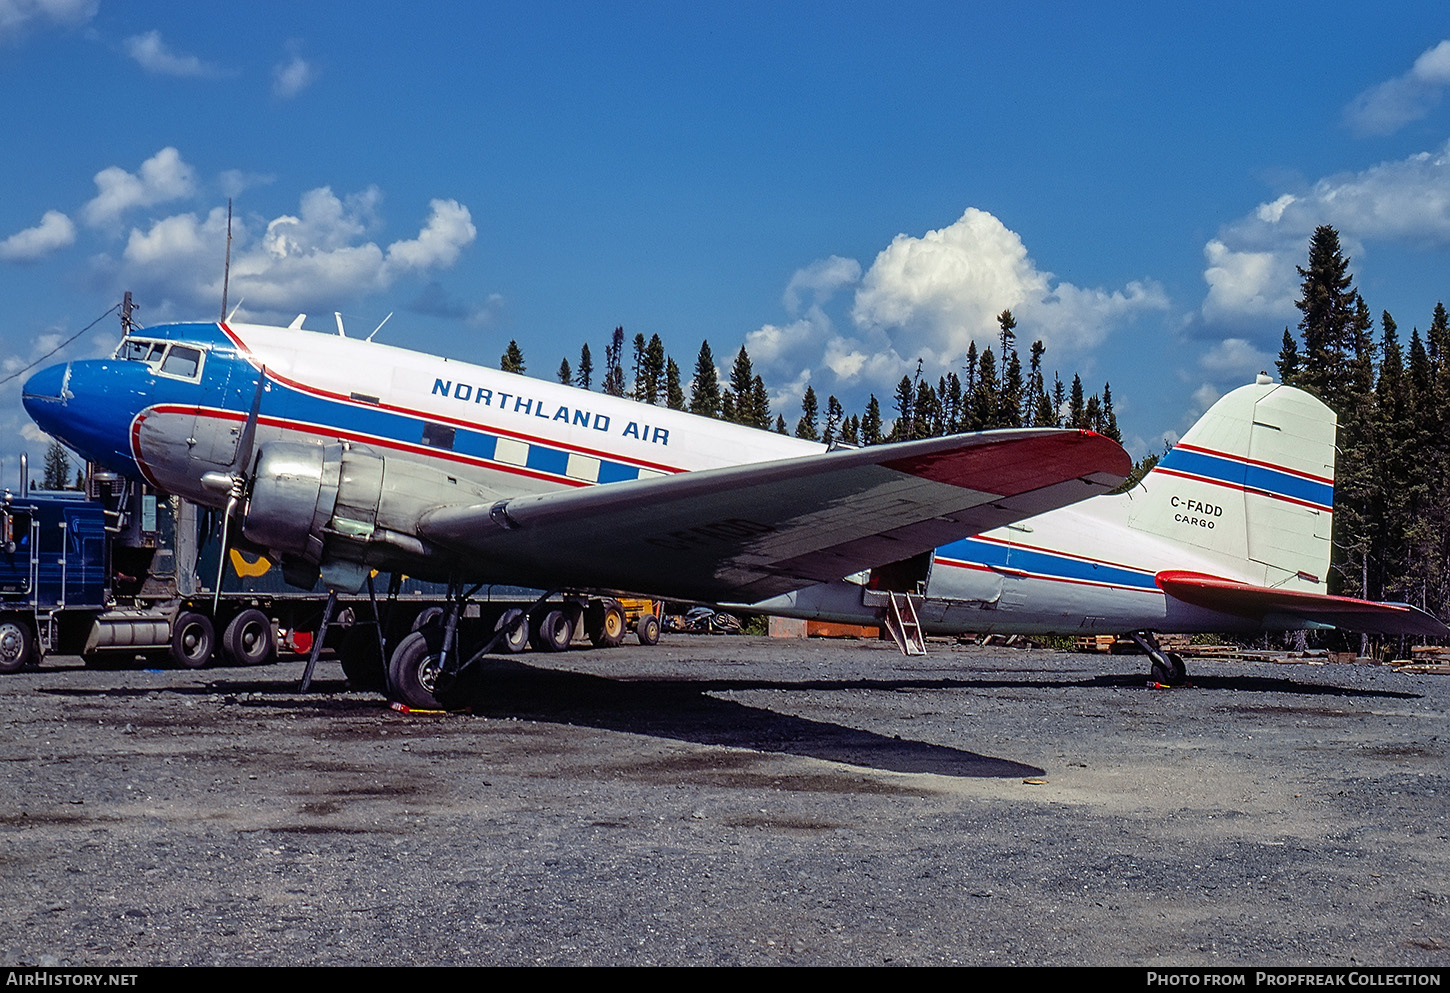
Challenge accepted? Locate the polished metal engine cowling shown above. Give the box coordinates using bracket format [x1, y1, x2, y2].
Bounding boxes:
[240, 441, 494, 591]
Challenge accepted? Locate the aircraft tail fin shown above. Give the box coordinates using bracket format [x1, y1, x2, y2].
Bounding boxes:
[1127, 375, 1335, 594]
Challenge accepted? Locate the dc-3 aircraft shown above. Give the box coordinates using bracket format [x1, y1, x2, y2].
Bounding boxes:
[754, 373, 1449, 679]
[22, 316, 1132, 707]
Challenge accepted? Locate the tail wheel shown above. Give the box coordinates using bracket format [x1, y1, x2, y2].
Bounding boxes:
[0, 618, 36, 674]
[530, 608, 575, 652]
[636, 612, 661, 646]
[587, 600, 626, 648]
[1150, 651, 1187, 686]
[494, 608, 528, 653]
[222, 609, 276, 666]
[387, 630, 445, 710]
[170, 612, 215, 669]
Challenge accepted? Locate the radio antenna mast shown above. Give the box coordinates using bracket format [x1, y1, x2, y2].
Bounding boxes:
[220, 198, 233, 321]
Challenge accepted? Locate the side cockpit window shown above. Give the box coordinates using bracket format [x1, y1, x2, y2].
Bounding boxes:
[114, 337, 205, 382]
[159, 345, 201, 379]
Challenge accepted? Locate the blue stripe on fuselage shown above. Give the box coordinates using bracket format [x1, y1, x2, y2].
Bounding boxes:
[202, 349, 660, 486]
[935, 535, 1160, 591]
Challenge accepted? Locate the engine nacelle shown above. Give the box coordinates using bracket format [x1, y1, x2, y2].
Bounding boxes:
[241, 441, 495, 591]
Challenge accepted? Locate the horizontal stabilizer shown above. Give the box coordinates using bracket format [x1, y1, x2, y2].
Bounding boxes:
[1156, 570, 1450, 638]
[420, 428, 1130, 603]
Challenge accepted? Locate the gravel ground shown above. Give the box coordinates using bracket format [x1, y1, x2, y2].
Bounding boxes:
[2, 636, 1447, 967]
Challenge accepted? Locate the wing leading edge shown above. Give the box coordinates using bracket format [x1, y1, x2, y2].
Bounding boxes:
[1156, 570, 1450, 638]
[419, 428, 1131, 602]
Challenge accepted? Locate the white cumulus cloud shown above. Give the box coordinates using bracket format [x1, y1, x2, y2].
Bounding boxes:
[272, 53, 318, 99]
[114, 188, 477, 319]
[0, 0, 95, 42]
[852, 207, 1166, 362]
[123, 30, 222, 78]
[82, 147, 197, 228]
[1200, 139, 1450, 328]
[0, 210, 75, 262]
[1344, 40, 1450, 136]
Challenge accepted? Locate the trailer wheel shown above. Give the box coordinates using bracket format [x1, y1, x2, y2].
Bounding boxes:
[170, 612, 215, 669]
[222, 609, 276, 667]
[0, 618, 36, 674]
[410, 606, 444, 633]
[494, 609, 528, 654]
[387, 630, 445, 710]
[636, 612, 661, 647]
[586, 600, 626, 648]
[530, 608, 575, 653]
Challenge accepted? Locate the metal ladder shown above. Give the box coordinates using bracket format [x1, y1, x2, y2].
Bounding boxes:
[883, 591, 927, 656]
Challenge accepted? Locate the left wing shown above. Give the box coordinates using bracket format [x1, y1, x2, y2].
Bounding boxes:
[420, 428, 1130, 602]
[1156, 570, 1450, 637]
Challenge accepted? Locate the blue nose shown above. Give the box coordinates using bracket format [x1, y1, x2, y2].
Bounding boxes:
[22, 360, 138, 473]
[21, 362, 69, 406]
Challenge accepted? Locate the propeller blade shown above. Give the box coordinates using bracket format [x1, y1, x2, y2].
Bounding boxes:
[231, 365, 266, 479]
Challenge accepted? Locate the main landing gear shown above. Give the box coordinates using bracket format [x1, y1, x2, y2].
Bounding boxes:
[386, 585, 559, 710]
[1127, 631, 1187, 686]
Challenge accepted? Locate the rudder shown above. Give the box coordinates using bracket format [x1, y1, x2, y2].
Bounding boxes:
[1127, 376, 1336, 591]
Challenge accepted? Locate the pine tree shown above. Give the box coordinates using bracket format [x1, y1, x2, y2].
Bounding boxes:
[42, 440, 70, 490]
[500, 340, 525, 374]
[1275, 328, 1299, 383]
[795, 386, 820, 440]
[726, 348, 756, 425]
[602, 327, 626, 396]
[750, 376, 771, 430]
[861, 395, 883, 445]
[576, 343, 593, 391]
[664, 358, 685, 410]
[1292, 225, 1357, 409]
[996, 309, 1017, 362]
[644, 334, 666, 405]
[1068, 375, 1085, 428]
[823, 395, 843, 445]
[688, 340, 721, 418]
[557, 357, 572, 385]
[971, 347, 998, 429]
[1099, 382, 1121, 441]
[630, 333, 648, 401]
[890, 375, 915, 441]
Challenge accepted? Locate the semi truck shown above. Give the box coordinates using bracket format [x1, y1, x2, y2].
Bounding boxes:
[0, 462, 660, 682]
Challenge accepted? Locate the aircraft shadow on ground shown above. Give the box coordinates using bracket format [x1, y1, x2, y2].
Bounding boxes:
[34, 657, 1420, 780]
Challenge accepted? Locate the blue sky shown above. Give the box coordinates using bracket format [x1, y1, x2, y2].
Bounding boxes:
[3, 1, 1450, 481]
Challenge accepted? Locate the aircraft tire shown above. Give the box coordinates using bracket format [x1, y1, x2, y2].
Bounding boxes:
[1150, 651, 1186, 686]
[170, 612, 215, 670]
[0, 618, 36, 674]
[339, 625, 386, 692]
[636, 612, 661, 647]
[494, 609, 528, 653]
[222, 609, 276, 667]
[530, 608, 574, 652]
[587, 600, 626, 648]
[387, 630, 445, 710]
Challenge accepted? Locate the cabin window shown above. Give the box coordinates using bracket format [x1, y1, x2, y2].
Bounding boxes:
[421, 422, 455, 450]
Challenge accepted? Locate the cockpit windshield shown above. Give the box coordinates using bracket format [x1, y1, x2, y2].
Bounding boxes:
[113, 337, 205, 381]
